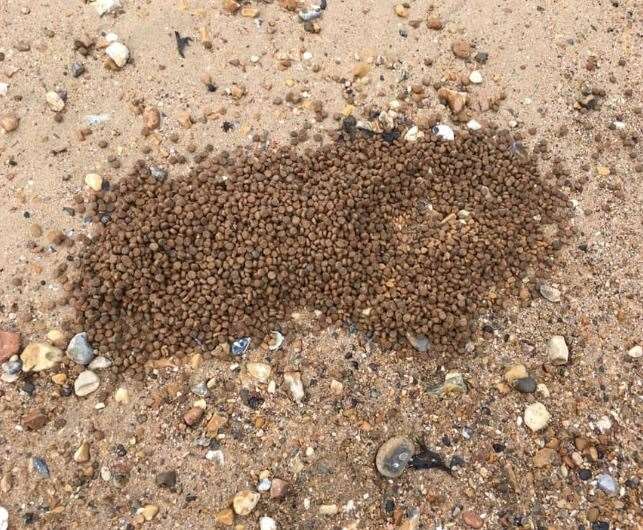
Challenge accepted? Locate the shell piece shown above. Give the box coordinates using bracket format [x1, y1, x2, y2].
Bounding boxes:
[267, 331, 284, 351]
[231, 337, 251, 356]
[432, 124, 455, 141]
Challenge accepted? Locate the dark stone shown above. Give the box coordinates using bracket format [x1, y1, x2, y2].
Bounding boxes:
[474, 51, 489, 64]
[492, 442, 506, 453]
[592, 523, 609, 530]
[515, 377, 537, 393]
[156, 470, 177, 489]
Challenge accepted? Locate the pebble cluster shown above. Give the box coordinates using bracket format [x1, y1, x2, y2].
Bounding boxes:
[66, 131, 568, 371]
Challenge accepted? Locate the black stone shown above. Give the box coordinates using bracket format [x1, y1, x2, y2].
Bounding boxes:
[515, 376, 537, 394]
[578, 468, 592, 480]
[492, 442, 506, 453]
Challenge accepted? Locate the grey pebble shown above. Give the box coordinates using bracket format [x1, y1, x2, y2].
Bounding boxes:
[596, 473, 618, 496]
[515, 376, 537, 394]
[32, 457, 50, 478]
[66, 332, 95, 365]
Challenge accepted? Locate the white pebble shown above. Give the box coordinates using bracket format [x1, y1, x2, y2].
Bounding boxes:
[627, 345, 641, 359]
[524, 402, 551, 432]
[85, 173, 103, 191]
[105, 41, 130, 68]
[469, 70, 483, 84]
[467, 119, 481, 130]
[259, 517, 277, 530]
[0, 83, 8, 97]
[93, 0, 122, 16]
[45, 91, 65, 112]
[302, 51, 313, 61]
[284, 371, 305, 402]
[74, 370, 100, 397]
[432, 124, 454, 141]
[547, 335, 569, 365]
[0, 506, 8, 530]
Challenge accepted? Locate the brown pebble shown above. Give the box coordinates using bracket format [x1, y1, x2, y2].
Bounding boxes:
[462, 511, 484, 528]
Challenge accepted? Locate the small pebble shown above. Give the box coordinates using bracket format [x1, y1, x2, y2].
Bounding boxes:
[20, 343, 63, 372]
[0, 506, 7, 530]
[469, 71, 483, 84]
[73, 441, 91, 463]
[66, 332, 95, 365]
[259, 516, 277, 530]
[547, 335, 569, 365]
[46, 91, 65, 112]
[626, 345, 641, 359]
[105, 41, 130, 68]
[74, 370, 100, 397]
[284, 371, 305, 402]
[85, 173, 103, 191]
[596, 473, 618, 496]
[232, 490, 260, 515]
[539, 283, 561, 302]
[524, 402, 551, 432]
[247, 362, 271, 383]
[375, 436, 414, 478]
[31, 457, 50, 478]
[515, 376, 537, 394]
[462, 510, 484, 528]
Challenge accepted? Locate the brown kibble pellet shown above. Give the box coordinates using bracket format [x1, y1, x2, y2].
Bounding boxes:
[68, 132, 569, 371]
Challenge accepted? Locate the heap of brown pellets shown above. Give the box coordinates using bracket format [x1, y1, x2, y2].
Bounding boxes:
[67, 132, 569, 371]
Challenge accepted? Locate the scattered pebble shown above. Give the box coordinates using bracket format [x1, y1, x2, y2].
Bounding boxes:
[284, 371, 305, 402]
[547, 335, 569, 365]
[88, 356, 112, 369]
[85, 173, 103, 191]
[462, 510, 484, 528]
[259, 516, 277, 530]
[428, 371, 467, 396]
[66, 332, 95, 365]
[137, 505, 159, 522]
[232, 490, 260, 515]
[247, 362, 271, 383]
[469, 71, 483, 84]
[92, 0, 122, 16]
[432, 124, 455, 141]
[270, 478, 289, 499]
[74, 441, 91, 463]
[0, 506, 7, 530]
[437, 87, 468, 113]
[74, 370, 100, 397]
[524, 402, 551, 432]
[626, 345, 641, 359]
[504, 364, 528, 383]
[596, 473, 618, 496]
[467, 119, 481, 130]
[319, 504, 339, 515]
[114, 387, 130, 404]
[451, 39, 472, 59]
[426, 16, 443, 30]
[46, 91, 66, 112]
[20, 343, 63, 372]
[515, 377, 537, 394]
[375, 436, 415, 478]
[231, 337, 251, 356]
[155, 470, 177, 489]
[0, 331, 20, 363]
[406, 332, 429, 352]
[539, 283, 561, 302]
[267, 331, 284, 351]
[0, 114, 20, 133]
[105, 41, 130, 68]
[31, 457, 50, 478]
